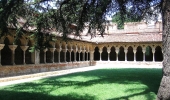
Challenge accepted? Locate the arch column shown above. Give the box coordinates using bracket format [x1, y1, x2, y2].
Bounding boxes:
[152, 49, 155, 62]
[115, 47, 119, 61]
[133, 49, 137, 62]
[68, 49, 73, 62]
[74, 50, 77, 62]
[43, 48, 48, 63]
[63, 49, 67, 62]
[82, 50, 86, 61]
[8, 45, 18, 65]
[56, 48, 61, 63]
[124, 48, 128, 61]
[0, 44, 5, 66]
[50, 48, 56, 63]
[78, 50, 81, 61]
[107, 49, 111, 61]
[142, 48, 146, 62]
[99, 48, 102, 61]
[90, 51, 94, 65]
[86, 51, 89, 61]
[20, 46, 29, 65]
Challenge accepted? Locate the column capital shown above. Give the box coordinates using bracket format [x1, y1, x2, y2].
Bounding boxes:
[124, 50, 128, 53]
[82, 50, 86, 53]
[107, 50, 111, 53]
[142, 49, 146, 53]
[0, 44, 5, 50]
[133, 49, 137, 53]
[43, 48, 48, 52]
[78, 50, 82, 53]
[20, 46, 29, 51]
[50, 48, 56, 52]
[152, 49, 155, 53]
[62, 49, 68, 52]
[68, 49, 73, 52]
[8, 45, 18, 51]
[56, 48, 62, 52]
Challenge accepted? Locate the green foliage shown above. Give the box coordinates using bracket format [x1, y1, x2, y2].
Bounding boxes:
[112, 12, 141, 29]
[0, 0, 161, 51]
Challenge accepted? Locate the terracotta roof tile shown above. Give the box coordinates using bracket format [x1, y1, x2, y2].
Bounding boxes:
[70, 32, 162, 43]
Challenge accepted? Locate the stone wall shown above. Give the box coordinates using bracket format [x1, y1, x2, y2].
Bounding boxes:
[0, 61, 91, 77]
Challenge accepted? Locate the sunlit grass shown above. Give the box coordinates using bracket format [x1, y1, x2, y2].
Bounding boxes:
[0, 68, 162, 100]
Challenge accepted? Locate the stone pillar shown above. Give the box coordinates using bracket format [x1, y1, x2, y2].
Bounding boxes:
[124, 48, 128, 61]
[82, 50, 86, 61]
[50, 48, 56, 63]
[152, 49, 155, 62]
[78, 50, 81, 61]
[63, 49, 67, 62]
[99, 49, 102, 61]
[86, 51, 89, 61]
[8, 45, 18, 65]
[142, 48, 146, 62]
[43, 48, 48, 63]
[90, 51, 94, 65]
[56, 48, 61, 63]
[20, 46, 29, 65]
[68, 49, 72, 62]
[107, 49, 110, 61]
[0, 44, 5, 66]
[74, 50, 77, 62]
[133, 49, 137, 62]
[115, 48, 119, 61]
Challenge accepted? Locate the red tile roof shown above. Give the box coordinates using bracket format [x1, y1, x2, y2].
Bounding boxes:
[70, 32, 162, 43]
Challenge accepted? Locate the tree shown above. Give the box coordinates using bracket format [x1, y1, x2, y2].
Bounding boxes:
[0, 0, 169, 99]
[112, 11, 141, 29]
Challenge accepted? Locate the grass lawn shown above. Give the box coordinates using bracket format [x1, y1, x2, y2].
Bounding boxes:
[0, 68, 162, 100]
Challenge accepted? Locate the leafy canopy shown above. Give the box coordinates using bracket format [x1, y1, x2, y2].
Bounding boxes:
[0, 0, 161, 50]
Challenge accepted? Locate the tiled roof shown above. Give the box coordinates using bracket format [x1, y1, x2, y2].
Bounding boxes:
[70, 32, 162, 43]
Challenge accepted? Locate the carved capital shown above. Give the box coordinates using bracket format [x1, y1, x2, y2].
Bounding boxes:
[43, 48, 48, 52]
[20, 46, 29, 51]
[50, 48, 56, 52]
[0, 44, 5, 50]
[8, 45, 18, 51]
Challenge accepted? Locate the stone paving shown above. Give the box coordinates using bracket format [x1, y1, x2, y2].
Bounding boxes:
[0, 62, 162, 87]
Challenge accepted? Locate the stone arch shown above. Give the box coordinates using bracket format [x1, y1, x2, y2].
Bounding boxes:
[1, 38, 11, 65]
[22, 40, 31, 64]
[71, 51, 74, 61]
[145, 46, 153, 61]
[66, 50, 70, 62]
[155, 46, 163, 61]
[102, 46, 108, 61]
[76, 52, 79, 61]
[60, 50, 64, 62]
[110, 46, 116, 61]
[46, 49, 51, 63]
[136, 46, 143, 61]
[55, 42, 61, 63]
[94, 46, 100, 61]
[127, 46, 134, 61]
[15, 39, 23, 65]
[118, 46, 125, 61]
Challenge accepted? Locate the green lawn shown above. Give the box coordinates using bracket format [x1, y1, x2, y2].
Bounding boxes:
[0, 68, 162, 100]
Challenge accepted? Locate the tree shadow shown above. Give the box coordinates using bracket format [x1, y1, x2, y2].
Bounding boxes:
[0, 90, 96, 100]
[0, 68, 162, 100]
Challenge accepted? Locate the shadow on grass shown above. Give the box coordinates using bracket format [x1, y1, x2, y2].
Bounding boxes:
[0, 68, 162, 100]
[0, 90, 96, 100]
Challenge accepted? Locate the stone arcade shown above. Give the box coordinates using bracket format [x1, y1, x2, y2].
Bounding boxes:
[0, 21, 163, 77]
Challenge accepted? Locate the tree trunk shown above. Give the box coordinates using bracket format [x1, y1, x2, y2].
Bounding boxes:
[157, 0, 170, 100]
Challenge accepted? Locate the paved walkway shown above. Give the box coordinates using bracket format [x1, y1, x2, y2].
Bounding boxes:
[0, 63, 162, 87]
